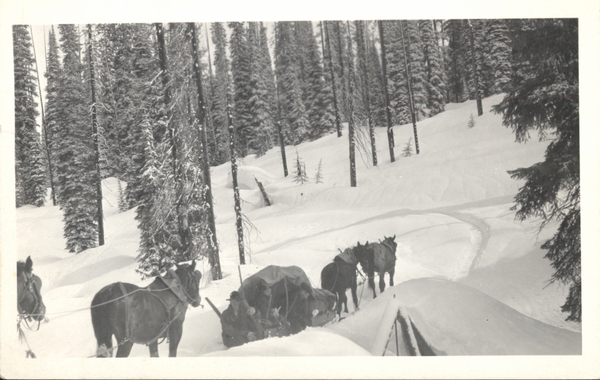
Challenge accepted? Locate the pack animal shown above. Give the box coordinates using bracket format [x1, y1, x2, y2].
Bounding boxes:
[90, 261, 202, 357]
[320, 242, 367, 316]
[357, 235, 398, 298]
[17, 256, 46, 324]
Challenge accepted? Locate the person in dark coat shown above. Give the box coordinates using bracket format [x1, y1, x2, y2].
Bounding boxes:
[221, 291, 259, 348]
[286, 282, 313, 334]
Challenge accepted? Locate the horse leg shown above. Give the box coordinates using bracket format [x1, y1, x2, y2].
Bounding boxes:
[339, 291, 349, 314]
[389, 267, 395, 287]
[379, 273, 385, 293]
[148, 341, 159, 357]
[350, 278, 359, 312]
[168, 320, 183, 357]
[115, 340, 134, 357]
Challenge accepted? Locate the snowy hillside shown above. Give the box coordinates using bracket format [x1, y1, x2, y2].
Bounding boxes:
[10, 94, 583, 369]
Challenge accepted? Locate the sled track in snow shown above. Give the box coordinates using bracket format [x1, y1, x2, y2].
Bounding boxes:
[255, 202, 492, 275]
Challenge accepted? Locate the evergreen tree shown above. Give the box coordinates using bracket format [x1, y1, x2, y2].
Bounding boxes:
[315, 158, 324, 184]
[247, 22, 274, 156]
[403, 20, 428, 120]
[228, 22, 253, 157]
[275, 22, 310, 144]
[258, 23, 279, 137]
[44, 26, 61, 202]
[402, 137, 413, 157]
[365, 29, 386, 128]
[293, 150, 309, 184]
[299, 22, 333, 140]
[444, 20, 469, 103]
[419, 20, 446, 116]
[13, 25, 47, 207]
[493, 19, 580, 322]
[484, 19, 512, 94]
[55, 24, 98, 253]
[211, 22, 232, 163]
[468, 113, 475, 128]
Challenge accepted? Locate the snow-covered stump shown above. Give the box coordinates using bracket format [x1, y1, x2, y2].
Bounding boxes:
[370, 298, 421, 356]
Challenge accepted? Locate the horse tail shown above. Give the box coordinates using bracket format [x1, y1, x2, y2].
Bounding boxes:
[90, 286, 115, 356]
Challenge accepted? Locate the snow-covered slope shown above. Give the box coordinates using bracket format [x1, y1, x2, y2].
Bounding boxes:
[11, 95, 582, 363]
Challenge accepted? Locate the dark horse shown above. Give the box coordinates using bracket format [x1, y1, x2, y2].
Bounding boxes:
[17, 256, 46, 324]
[358, 235, 398, 298]
[91, 261, 202, 357]
[321, 243, 367, 316]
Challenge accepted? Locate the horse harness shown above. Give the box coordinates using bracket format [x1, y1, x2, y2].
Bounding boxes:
[18, 272, 42, 330]
[117, 276, 187, 347]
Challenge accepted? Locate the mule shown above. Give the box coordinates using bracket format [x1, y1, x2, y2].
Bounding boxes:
[357, 235, 398, 298]
[17, 256, 46, 324]
[90, 261, 202, 357]
[320, 243, 366, 316]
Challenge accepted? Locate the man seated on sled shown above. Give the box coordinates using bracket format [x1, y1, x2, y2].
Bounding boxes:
[221, 291, 261, 348]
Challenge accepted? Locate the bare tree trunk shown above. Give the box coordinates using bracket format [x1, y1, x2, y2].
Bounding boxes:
[323, 21, 342, 138]
[378, 21, 395, 162]
[87, 24, 105, 246]
[30, 25, 56, 206]
[228, 107, 245, 265]
[399, 21, 420, 154]
[346, 22, 357, 187]
[356, 20, 377, 167]
[274, 27, 289, 176]
[189, 22, 222, 279]
[467, 20, 484, 117]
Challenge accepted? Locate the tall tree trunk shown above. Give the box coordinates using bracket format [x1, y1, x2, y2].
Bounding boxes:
[189, 23, 222, 279]
[228, 104, 245, 265]
[156, 23, 190, 257]
[30, 25, 56, 206]
[324, 21, 342, 137]
[356, 21, 377, 167]
[346, 22, 357, 187]
[204, 23, 220, 164]
[378, 21, 395, 162]
[273, 27, 289, 177]
[468, 20, 484, 116]
[87, 25, 105, 246]
[399, 21, 420, 154]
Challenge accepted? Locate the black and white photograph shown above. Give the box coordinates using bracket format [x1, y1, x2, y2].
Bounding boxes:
[1, 0, 599, 378]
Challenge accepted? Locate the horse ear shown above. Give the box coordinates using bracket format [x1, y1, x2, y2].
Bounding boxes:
[25, 256, 33, 272]
[393, 235, 396, 241]
[357, 241, 361, 247]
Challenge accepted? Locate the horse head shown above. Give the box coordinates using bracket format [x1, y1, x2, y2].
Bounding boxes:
[175, 260, 202, 307]
[383, 235, 398, 254]
[17, 256, 46, 321]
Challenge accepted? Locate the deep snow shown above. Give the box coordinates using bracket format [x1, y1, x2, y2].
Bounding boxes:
[4, 94, 593, 377]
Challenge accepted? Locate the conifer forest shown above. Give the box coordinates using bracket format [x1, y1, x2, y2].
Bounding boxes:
[13, 20, 580, 322]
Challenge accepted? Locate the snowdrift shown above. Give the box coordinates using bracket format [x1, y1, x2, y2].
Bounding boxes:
[331, 278, 581, 356]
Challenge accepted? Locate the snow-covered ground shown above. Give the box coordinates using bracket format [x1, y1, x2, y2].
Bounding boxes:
[4, 94, 595, 377]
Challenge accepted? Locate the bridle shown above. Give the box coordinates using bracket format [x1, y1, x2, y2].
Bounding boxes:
[177, 269, 202, 306]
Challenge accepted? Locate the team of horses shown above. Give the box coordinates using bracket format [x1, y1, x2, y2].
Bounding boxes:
[18, 235, 398, 357]
[321, 235, 398, 316]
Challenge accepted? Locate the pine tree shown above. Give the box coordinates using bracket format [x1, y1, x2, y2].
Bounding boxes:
[315, 158, 324, 184]
[493, 19, 580, 322]
[444, 20, 469, 103]
[247, 22, 274, 156]
[402, 137, 413, 157]
[211, 22, 232, 163]
[468, 113, 475, 128]
[13, 25, 47, 207]
[298, 22, 333, 140]
[419, 20, 446, 117]
[44, 26, 61, 202]
[55, 24, 98, 253]
[484, 19, 512, 94]
[275, 22, 310, 145]
[228, 22, 253, 157]
[293, 150, 309, 184]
